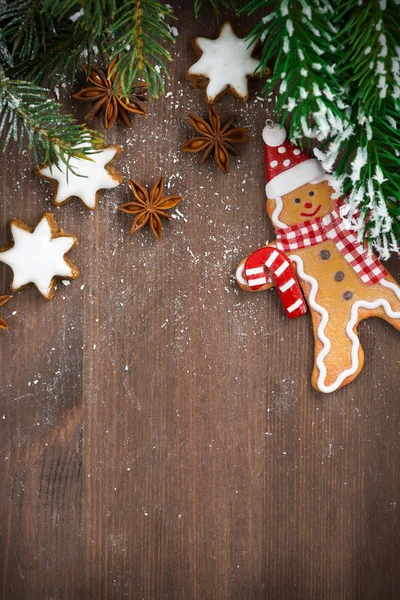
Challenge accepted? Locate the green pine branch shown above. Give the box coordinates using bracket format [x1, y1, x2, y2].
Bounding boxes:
[46, 0, 116, 37]
[14, 0, 109, 87]
[337, 0, 399, 115]
[194, 0, 238, 17]
[244, 0, 400, 257]
[0, 67, 103, 164]
[0, 0, 54, 61]
[107, 0, 175, 99]
[316, 0, 400, 256]
[12, 0, 176, 100]
[244, 0, 349, 143]
[15, 26, 100, 87]
[0, 0, 177, 165]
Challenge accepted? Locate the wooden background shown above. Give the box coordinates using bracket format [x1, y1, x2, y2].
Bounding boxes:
[1, 3, 400, 599]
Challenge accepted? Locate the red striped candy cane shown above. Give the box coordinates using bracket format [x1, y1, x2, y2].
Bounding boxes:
[244, 247, 307, 319]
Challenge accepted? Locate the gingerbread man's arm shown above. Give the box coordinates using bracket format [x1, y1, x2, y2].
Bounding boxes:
[235, 242, 277, 292]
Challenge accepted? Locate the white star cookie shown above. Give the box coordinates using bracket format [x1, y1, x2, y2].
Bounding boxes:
[37, 145, 122, 209]
[0, 213, 79, 300]
[187, 22, 260, 103]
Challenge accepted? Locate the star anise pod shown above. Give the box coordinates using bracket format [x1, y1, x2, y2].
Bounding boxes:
[181, 106, 248, 174]
[73, 59, 147, 130]
[0, 296, 11, 330]
[118, 177, 183, 242]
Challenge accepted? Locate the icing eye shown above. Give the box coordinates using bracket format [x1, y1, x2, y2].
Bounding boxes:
[308, 191, 315, 196]
[294, 198, 301, 204]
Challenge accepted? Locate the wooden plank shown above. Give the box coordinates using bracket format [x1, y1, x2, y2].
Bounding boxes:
[1, 3, 399, 598]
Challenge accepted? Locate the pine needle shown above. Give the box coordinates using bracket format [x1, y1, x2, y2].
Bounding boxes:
[0, 68, 103, 164]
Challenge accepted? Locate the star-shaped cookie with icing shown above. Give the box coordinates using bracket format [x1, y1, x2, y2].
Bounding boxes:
[0, 213, 79, 300]
[187, 22, 260, 104]
[37, 145, 122, 210]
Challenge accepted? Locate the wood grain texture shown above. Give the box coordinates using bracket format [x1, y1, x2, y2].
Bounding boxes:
[1, 3, 399, 599]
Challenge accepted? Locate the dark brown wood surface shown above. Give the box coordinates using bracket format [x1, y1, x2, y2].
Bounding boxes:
[1, 4, 400, 599]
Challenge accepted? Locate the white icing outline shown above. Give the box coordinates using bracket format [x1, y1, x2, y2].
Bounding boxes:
[235, 263, 248, 286]
[380, 278, 400, 299]
[270, 197, 287, 228]
[290, 254, 400, 394]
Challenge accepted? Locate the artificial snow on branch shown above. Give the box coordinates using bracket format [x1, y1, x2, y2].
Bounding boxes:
[245, 0, 400, 257]
[0, 0, 177, 163]
[0, 67, 102, 163]
[10, 0, 176, 98]
[107, 0, 175, 99]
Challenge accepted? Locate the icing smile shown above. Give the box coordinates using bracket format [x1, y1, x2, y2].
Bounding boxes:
[300, 204, 321, 217]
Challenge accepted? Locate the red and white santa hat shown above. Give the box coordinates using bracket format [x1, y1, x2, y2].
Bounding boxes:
[263, 122, 325, 199]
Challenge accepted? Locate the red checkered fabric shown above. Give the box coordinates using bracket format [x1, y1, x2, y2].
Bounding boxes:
[275, 207, 387, 286]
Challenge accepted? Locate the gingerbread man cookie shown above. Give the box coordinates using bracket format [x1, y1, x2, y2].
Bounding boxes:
[0, 213, 79, 300]
[236, 122, 400, 393]
[37, 144, 122, 210]
[186, 22, 260, 104]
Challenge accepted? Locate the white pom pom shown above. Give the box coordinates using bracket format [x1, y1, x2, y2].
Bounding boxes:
[262, 122, 286, 147]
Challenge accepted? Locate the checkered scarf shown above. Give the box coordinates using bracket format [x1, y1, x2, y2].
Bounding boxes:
[275, 206, 387, 286]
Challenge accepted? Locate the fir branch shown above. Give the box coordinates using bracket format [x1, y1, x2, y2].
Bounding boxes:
[16, 26, 100, 87]
[11, 0, 176, 100]
[0, 34, 13, 69]
[244, 0, 349, 143]
[107, 0, 175, 99]
[338, 0, 400, 114]
[194, 0, 237, 18]
[315, 0, 400, 257]
[0, 0, 54, 60]
[244, 0, 400, 257]
[0, 68, 103, 164]
[45, 0, 117, 37]
[13, 0, 105, 86]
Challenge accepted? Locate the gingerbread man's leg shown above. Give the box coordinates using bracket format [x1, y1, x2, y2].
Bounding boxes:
[307, 275, 400, 393]
[309, 304, 365, 393]
[291, 254, 367, 392]
[368, 275, 400, 331]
